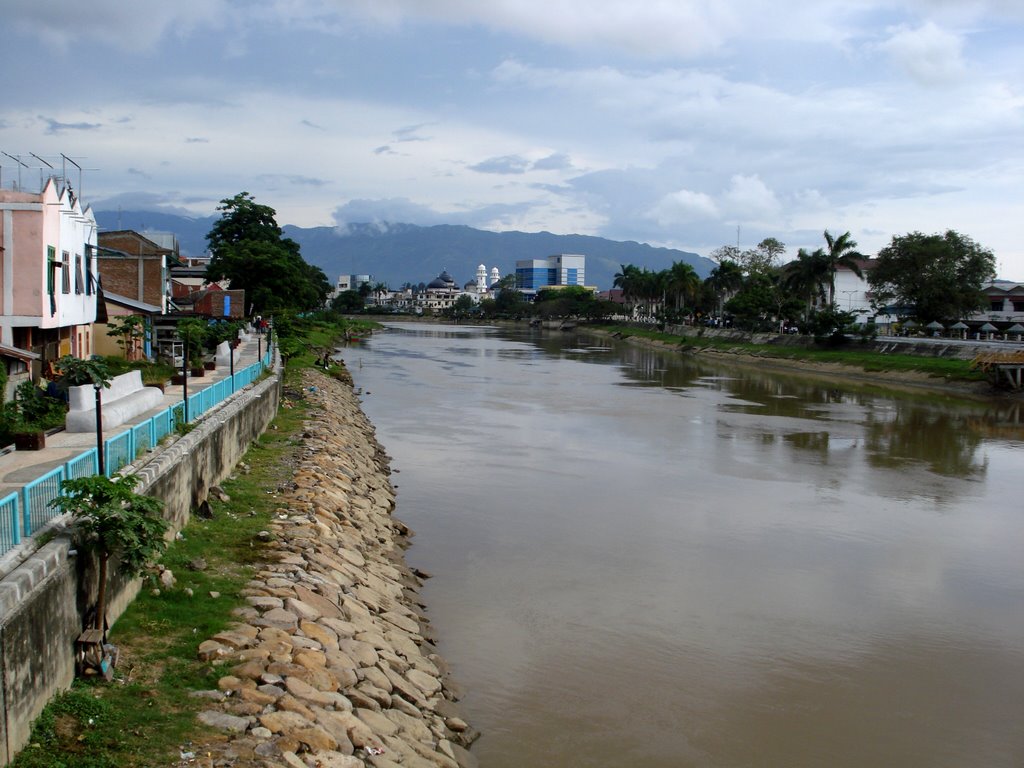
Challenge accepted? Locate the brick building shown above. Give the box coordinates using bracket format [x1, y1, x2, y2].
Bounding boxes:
[96, 230, 180, 313]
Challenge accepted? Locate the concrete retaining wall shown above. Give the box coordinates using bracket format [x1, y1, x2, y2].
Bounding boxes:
[0, 364, 282, 765]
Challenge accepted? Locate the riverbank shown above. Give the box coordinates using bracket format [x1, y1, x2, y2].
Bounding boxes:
[583, 327, 1010, 402]
[187, 367, 476, 768]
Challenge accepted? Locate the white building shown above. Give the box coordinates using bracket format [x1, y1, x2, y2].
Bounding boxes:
[334, 273, 372, 295]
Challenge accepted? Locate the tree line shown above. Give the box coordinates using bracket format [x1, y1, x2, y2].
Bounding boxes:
[614, 229, 996, 336]
[202, 194, 997, 334]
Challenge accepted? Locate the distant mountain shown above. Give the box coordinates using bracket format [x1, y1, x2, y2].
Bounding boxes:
[94, 211, 714, 290]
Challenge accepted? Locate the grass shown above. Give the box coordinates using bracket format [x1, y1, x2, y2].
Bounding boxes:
[11, 343, 322, 768]
[593, 324, 987, 383]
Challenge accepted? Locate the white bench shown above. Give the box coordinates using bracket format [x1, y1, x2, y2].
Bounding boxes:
[214, 341, 232, 367]
[65, 370, 166, 433]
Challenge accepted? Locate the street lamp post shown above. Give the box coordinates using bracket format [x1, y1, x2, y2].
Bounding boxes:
[181, 331, 189, 424]
[229, 337, 235, 392]
[93, 383, 105, 476]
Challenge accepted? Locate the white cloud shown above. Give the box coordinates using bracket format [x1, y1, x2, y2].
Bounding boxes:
[880, 22, 967, 86]
[470, 155, 531, 175]
[7, 0, 228, 51]
[648, 190, 720, 227]
[3, 0, 1023, 278]
[721, 175, 782, 222]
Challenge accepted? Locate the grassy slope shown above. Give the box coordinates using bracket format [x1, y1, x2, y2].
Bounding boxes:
[11, 319, 367, 768]
[593, 325, 986, 383]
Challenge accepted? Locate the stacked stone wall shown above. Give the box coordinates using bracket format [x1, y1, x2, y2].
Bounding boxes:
[190, 369, 476, 768]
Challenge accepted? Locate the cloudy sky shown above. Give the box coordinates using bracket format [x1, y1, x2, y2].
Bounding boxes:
[2, 0, 1022, 277]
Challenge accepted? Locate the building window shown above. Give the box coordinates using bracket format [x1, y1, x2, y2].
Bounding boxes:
[62, 251, 71, 293]
[75, 253, 84, 294]
[47, 246, 56, 295]
[1013, 300, 1024, 312]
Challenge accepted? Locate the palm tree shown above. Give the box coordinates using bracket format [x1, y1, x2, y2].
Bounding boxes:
[783, 248, 830, 320]
[613, 264, 641, 318]
[664, 262, 701, 318]
[637, 268, 663, 321]
[822, 230, 864, 307]
[707, 259, 744, 317]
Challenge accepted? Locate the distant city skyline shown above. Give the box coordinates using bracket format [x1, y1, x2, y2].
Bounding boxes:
[2, 1, 1021, 278]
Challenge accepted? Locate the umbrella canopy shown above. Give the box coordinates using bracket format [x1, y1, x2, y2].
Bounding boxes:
[1007, 323, 1024, 333]
[950, 321, 969, 330]
[925, 321, 944, 330]
[979, 323, 998, 332]
[903, 319, 919, 328]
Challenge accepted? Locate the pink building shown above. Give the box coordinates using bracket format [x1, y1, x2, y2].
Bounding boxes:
[0, 178, 98, 393]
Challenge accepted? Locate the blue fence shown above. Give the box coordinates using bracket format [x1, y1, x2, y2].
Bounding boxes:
[1, 492, 20, 552]
[0, 343, 273, 558]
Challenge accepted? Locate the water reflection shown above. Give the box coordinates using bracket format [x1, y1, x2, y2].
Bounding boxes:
[344, 324, 1024, 768]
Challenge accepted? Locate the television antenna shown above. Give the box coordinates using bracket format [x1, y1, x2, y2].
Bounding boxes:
[1, 152, 29, 190]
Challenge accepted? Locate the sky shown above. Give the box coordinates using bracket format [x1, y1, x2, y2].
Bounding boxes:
[2, 0, 1022, 278]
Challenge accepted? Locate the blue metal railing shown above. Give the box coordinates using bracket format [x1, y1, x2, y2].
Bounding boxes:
[0, 341, 273, 557]
[1, 492, 21, 551]
[66, 449, 99, 480]
[23, 467, 65, 535]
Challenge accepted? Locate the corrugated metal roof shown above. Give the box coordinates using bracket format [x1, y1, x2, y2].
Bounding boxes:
[104, 292, 162, 314]
[0, 343, 40, 362]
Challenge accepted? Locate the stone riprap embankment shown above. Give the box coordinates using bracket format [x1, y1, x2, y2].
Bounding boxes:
[191, 369, 477, 768]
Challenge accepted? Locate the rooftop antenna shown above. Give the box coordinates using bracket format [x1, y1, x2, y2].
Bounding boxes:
[1, 152, 28, 190]
[30, 152, 54, 191]
[61, 154, 83, 199]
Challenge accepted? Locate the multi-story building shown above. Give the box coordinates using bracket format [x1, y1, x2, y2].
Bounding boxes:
[96, 229, 179, 314]
[0, 178, 98, 387]
[978, 281, 1024, 322]
[515, 254, 586, 293]
[334, 274, 372, 297]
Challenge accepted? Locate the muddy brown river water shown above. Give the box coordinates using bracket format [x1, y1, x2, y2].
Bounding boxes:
[340, 323, 1024, 768]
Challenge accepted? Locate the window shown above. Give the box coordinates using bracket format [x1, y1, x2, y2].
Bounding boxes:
[75, 253, 83, 294]
[85, 249, 93, 295]
[62, 251, 71, 293]
[46, 246, 56, 295]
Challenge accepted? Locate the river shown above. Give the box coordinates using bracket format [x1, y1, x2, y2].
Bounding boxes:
[339, 322, 1024, 768]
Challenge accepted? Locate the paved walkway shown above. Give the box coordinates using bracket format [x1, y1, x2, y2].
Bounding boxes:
[0, 334, 269, 497]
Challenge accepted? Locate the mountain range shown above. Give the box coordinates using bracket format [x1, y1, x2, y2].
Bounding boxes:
[93, 210, 714, 290]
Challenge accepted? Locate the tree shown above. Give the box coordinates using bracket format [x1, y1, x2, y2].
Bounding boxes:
[708, 245, 741, 264]
[443, 294, 476, 320]
[106, 315, 146, 361]
[739, 238, 786, 276]
[205, 192, 331, 314]
[706, 259, 744, 317]
[54, 355, 113, 389]
[725, 271, 802, 332]
[783, 248, 831, 321]
[332, 290, 365, 313]
[664, 262, 701, 319]
[177, 317, 209, 367]
[821, 230, 863, 307]
[50, 474, 167, 634]
[613, 264, 641, 317]
[868, 230, 996, 322]
[493, 286, 527, 317]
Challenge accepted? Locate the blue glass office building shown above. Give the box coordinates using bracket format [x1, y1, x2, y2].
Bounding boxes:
[515, 254, 586, 291]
